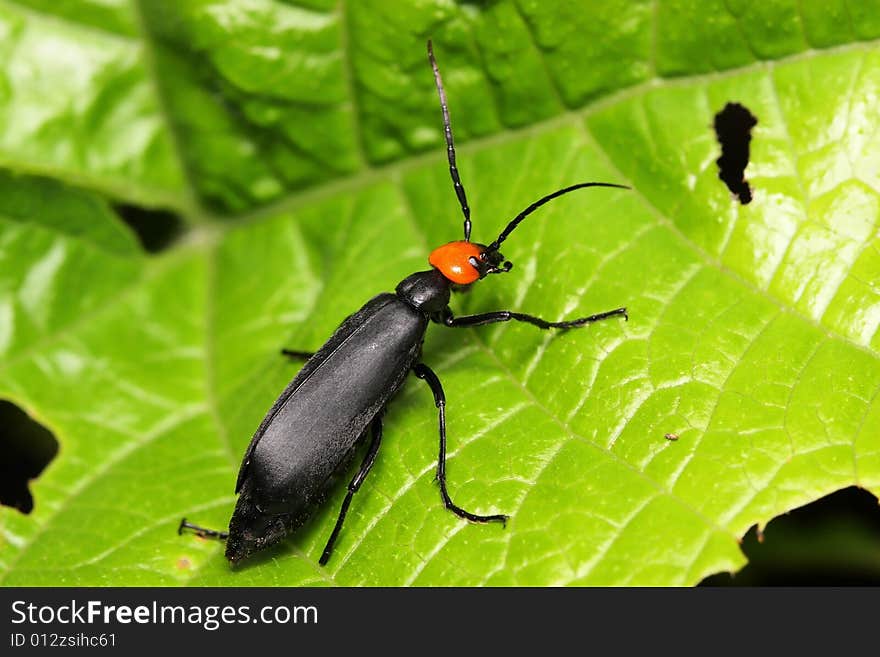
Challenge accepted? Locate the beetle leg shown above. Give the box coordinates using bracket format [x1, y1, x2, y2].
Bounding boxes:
[413, 363, 508, 526]
[319, 415, 384, 566]
[178, 517, 228, 541]
[440, 306, 627, 329]
[280, 349, 315, 359]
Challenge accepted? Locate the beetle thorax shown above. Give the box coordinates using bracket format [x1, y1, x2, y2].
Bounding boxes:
[395, 270, 451, 315]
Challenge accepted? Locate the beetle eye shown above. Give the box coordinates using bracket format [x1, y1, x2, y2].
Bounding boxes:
[470, 253, 512, 278]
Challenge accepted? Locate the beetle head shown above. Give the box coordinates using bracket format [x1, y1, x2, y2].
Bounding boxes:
[428, 240, 512, 286]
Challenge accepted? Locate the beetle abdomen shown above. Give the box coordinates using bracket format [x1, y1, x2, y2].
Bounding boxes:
[226, 294, 427, 563]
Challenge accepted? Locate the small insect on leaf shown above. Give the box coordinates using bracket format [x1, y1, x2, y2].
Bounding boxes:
[179, 41, 630, 568]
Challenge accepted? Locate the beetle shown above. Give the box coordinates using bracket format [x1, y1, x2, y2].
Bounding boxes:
[179, 41, 629, 567]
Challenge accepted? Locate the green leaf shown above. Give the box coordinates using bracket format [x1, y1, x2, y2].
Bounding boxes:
[1, 1, 879, 586]
[0, 0, 187, 208]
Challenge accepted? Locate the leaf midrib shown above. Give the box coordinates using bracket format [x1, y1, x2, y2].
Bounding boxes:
[6, 0, 880, 225]
[219, 38, 880, 227]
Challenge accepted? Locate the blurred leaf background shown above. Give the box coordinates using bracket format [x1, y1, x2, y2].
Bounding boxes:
[1, 0, 879, 585]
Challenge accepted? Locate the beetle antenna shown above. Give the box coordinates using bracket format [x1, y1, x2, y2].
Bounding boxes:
[485, 182, 630, 252]
[427, 40, 472, 242]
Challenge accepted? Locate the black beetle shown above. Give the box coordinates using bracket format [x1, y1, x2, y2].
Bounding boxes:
[180, 41, 628, 567]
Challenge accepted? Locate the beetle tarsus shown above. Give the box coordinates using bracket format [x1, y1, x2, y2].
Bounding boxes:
[280, 349, 314, 360]
[319, 493, 353, 566]
[441, 306, 628, 330]
[560, 306, 628, 328]
[178, 518, 229, 541]
[442, 491, 509, 526]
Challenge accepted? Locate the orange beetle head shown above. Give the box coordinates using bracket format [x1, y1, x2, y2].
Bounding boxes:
[428, 241, 511, 285]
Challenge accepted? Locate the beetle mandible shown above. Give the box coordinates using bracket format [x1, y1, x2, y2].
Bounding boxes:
[180, 41, 629, 566]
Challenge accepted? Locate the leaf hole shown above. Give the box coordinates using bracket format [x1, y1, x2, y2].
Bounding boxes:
[700, 487, 880, 586]
[0, 400, 59, 515]
[713, 102, 758, 204]
[113, 204, 184, 253]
